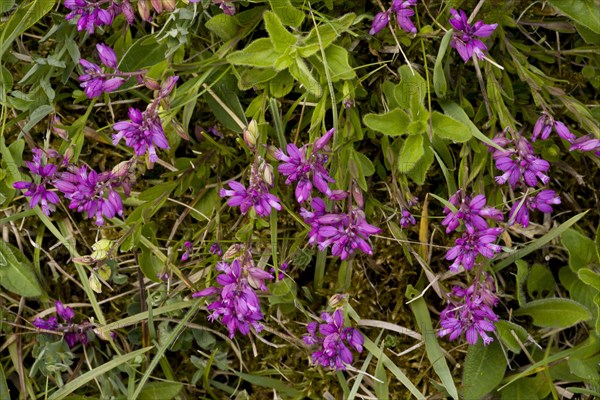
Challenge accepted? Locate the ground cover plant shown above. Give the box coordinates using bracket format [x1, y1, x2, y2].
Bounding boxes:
[1, 0, 599, 398]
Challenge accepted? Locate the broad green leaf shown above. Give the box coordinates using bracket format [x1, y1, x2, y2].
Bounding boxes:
[495, 320, 529, 354]
[22, 104, 54, 133]
[238, 68, 278, 90]
[363, 109, 410, 136]
[561, 228, 597, 272]
[394, 65, 426, 109]
[433, 30, 452, 98]
[322, 44, 355, 81]
[227, 38, 280, 68]
[407, 145, 434, 185]
[0, 240, 44, 297]
[514, 298, 592, 328]
[205, 14, 238, 40]
[139, 244, 162, 283]
[288, 58, 322, 97]
[0, 0, 15, 13]
[438, 100, 503, 150]
[578, 268, 600, 292]
[431, 111, 471, 142]
[406, 285, 459, 400]
[49, 347, 153, 400]
[560, 267, 599, 332]
[548, 0, 600, 34]
[499, 377, 541, 400]
[138, 382, 183, 400]
[235, 373, 302, 398]
[526, 264, 555, 299]
[0, 0, 56, 58]
[268, 0, 304, 27]
[118, 36, 168, 71]
[299, 13, 355, 57]
[264, 11, 296, 52]
[463, 341, 506, 400]
[398, 134, 424, 173]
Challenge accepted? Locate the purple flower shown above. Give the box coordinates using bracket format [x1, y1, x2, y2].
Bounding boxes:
[96, 43, 118, 69]
[370, 11, 390, 35]
[210, 243, 223, 256]
[399, 209, 416, 228]
[303, 309, 363, 370]
[391, 1, 418, 34]
[439, 274, 499, 345]
[449, 9, 497, 62]
[492, 134, 551, 189]
[569, 135, 600, 155]
[181, 241, 193, 261]
[192, 260, 271, 338]
[441, 190, 503, 234]
[270, 262, 289, 280]
[54, 165, 124, 226]
[112, 107, 169, 162]
[274, 128, 335, 203]
[315, 207, 381, 260]
[64, 0, 121, 34]
[446, 227, 503, 271]
[509, 190, 561, 227]
[532, 113, 575, 142]
[78, 53, 125, 99]
[13, 148, 60, 216]
[32, 300, 92, 348]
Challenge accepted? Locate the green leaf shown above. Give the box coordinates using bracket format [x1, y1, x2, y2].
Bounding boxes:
[578, 268, 600, 292]
[398, 134, 424, 173]
[515, 260, 528, 306]
[463, 341, 506, 400]
[235, 373, 302, 398]
[118, 36, 168, 71]
[561, 228, 597, 272]
[433, 30, 452, 98]
[205, 14, 238, 40]
[265, 11, 296, 53]
[431, 111, 471, 142]
[268, 0, 304, 27]
[22, 104, 54, 133]
[363, 109, 410, 136]
[322, 44, 355, 81]
[394, 65, 426, 109]
[238, 68, 278, 90]
[438, 100, 504, 151]
[0, 240, 44, 297]
[299, 13, 355, 57]
[227, 38, 280, 68]
[495, 320, 529, 354]
[138, 382, 183, 400]
[49, 347, 153, 400]
[407, 145, 434, 185]
[406, 285, 459, 400]
[499, 377, 541, 400]
[548, 0, 600, 34]
[513, 298, 592, 328]
[288, 58, 322, 97]
[526, 264, 555, 300]
[0, 0, 15, 13]
[0, 0, 56, 59]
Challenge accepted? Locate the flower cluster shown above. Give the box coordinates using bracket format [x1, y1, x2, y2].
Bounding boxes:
[112, 76, 177, 162]
[303, 309, 364, 370]
[446, 227, 503, 272]
[439, 274, 499, 346]
[64, 0, 123, 34]
[533, 112, 575, 142]
[369, 0, 417, 35]
[14, 149, 134, 225]
[274, 128, 335, 203]
[441, 190, 503, 234]
[508, 189, 561, 227]
[193, 255, 273, 338]
[449, 8, 497, 63]
[33, 301, 94, 348]
[79, 43, 146, 99]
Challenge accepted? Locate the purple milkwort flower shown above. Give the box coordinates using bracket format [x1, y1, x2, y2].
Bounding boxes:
[64, 0, 122, 34]
[370, 11, 390, 35]
[79, 43, 129, 99]
[533, 113, 575, 143]
[569, 135, 600, 156]
[303, 309, 364, 370]
[391, 0, 417, 34]
[270, 262, 289, 280]
[181, 241, 193, 261]
[274, 128, 336, 203]
[192, 259, 272, 338]
[439, 274, 499, 346]
[112, 107, 169, 162]
[449, 9, 497, 63]
[220, 159, 282, 217]
[446, 227, 503, 272]
[508, 190, 561, 227]
[301, 197, 329, 247]
[491, 134, 551, 189]
[54, 165, 124, 226]
[399, 209, 416, 228]
[315, 207, 382, 260]
[210, 243, 223, 256]
[441, 190, 503, 234]
[13, 149, 60, 216]
[33, 301, 92, 348]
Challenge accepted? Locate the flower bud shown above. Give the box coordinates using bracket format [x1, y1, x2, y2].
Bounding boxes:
[259, 160, 274, 186]
[137, 0, 151, 21]
[314, 128, 335, 152]
[150, 0, 162, 13]
[144, 77, 160, 91]
[223, 244, 244, 260]
[369, 11, 389, 35]
[162, 0, 176, 11]
[96, 43, 118, 69]
[329, 293, 347, 308]
[159, 75, 179, 98]
[51, 116, 68, 140]
[111, 160, 132, 178]
[243, 119, 259, 149]
[122, 0, 135, 24]
[351, 183, 364, 209]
